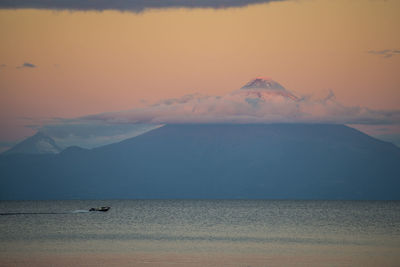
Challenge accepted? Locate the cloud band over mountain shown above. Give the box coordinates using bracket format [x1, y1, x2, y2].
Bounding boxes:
[30, 78, 400, 149]
[0, 0, 284, 12]
[84, 92, 400, 125]
[81, 77, 400, 126]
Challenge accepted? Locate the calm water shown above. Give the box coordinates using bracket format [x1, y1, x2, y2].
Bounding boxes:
[1, 200, 400, 266]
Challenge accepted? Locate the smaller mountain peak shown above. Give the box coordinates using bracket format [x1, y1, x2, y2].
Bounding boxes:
[3, 131, 61, 155]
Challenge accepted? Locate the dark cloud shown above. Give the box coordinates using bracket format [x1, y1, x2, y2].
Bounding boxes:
[0, 0, 283, 12]
[367, 49, 400, 58]
[16, 62, 37, 69]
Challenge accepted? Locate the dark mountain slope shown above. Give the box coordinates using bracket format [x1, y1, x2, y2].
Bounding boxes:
[1, 124, 399, 200]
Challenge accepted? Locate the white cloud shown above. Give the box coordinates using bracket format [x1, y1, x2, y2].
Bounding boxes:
[32, 79, 400, 149]
[83, 89, 400, 125]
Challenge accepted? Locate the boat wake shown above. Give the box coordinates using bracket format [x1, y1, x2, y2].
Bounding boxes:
[0, 210, 90, 215]
[0, 212, 69, 215]
[71, 209, 90, 213]
[0, 207, 110, 215]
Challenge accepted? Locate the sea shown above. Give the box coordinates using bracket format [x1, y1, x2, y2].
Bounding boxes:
[0, 200, 399, 267]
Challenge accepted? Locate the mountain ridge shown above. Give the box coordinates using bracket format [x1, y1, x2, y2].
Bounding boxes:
[3, 132, 62, 155]
[1, 124, 399, 200]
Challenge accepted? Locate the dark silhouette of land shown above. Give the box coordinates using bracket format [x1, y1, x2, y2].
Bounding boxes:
[1, 124, 399, 200]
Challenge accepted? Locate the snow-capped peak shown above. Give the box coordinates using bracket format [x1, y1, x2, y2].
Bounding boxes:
[233, 77, 298, 102]
[240, 77, 286, 91]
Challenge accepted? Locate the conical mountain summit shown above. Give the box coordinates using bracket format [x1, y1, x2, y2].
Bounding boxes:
[3, 132, 61, 155]
[234, 77, 299, 101]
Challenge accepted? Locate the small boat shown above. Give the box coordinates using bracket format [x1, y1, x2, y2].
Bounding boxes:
[89, 206, 110, 212]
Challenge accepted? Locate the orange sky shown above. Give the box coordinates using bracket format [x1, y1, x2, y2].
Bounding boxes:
[0, 0, 400, 142]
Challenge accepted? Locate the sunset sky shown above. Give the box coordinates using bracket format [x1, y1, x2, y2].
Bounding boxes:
[0, 0, 399, 151]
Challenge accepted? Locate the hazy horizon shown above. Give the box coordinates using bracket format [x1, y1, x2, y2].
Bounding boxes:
[2, 2, 400, 265]
[1, 0, 400, 152]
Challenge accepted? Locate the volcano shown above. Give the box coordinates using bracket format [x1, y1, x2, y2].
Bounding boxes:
[3, 132, 61, 155]
[241, 76, 287, 91]
[1, 124, 399, 200]
[233, 77, 299, 101]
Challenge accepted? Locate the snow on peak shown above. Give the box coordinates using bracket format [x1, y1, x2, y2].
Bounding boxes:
[236, 77, 298, 101]
[241, 77, 286, 91]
